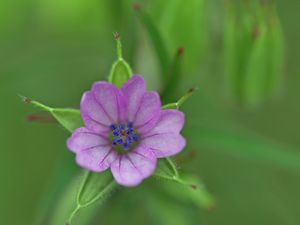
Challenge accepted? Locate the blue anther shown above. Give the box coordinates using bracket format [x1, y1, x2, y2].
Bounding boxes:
[112, 130, 119, 137]
[116, 138, 123, 144]
[126, 128, 133, 135]
[119, 124, 126, 130]
[123, 143, 129, 150]
[133, 134, 139, 142]
[111, 122, 140, 151]
[126, 137, 133, 145]
[110, 124, 118, 130]
[112, 140, 118, 146]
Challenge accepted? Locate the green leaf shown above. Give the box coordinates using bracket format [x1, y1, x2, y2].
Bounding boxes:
[133, 4, 170, 81]
[66, 170, 117, 224]
[21, 96, 83, 132]
[265, 5, 284, 98]
[108, 33, 133, 88]
[154, 159, 215, 210]
[187, 126, 300, 172]
[224, 1, 240, 102]
[244, 22, 269, 105]
[158, 174, 216, 210]
[109, 60, 133, 88]
[161, 87, 197, 110]
[154, 158, 194, 187]
[34, 155, 78, 225]
[154, 158, 179, 180]
[161, 48, 184, 103]
[145, 190, 192, 225]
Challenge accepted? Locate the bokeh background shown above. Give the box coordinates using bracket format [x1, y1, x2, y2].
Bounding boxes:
[1, 0, 300, 225]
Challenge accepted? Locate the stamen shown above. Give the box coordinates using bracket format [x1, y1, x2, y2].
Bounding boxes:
[110, 122, 139, 152]
[110, 124, 118, 130]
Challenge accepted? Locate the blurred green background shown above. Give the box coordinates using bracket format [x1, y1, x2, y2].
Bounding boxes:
[1, 0, 300, 224]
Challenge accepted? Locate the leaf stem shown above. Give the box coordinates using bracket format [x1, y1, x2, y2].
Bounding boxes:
[161, 87, 198, 109]
[66, 204, 82, 225]
[114, 32, 123, 60]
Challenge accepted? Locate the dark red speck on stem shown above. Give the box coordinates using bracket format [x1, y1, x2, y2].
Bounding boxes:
[190, 184, 198, 190]
[251, 26, 260, 41]
[114, 32, 120, 40]
[177, 47, 184, 56]
[133, 3, 141, 11]
[23, 97, 32, 104]
[188, 87, 197, 94]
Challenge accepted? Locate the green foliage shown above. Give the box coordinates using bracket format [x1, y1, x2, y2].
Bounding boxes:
[2, 1, 298, 225]
[158, 174, 215, 210]
[108, 34, 133, 88]
[67, 171, 117, 224]
[224, 0, 284, 107]
[161, 48, 184, 102]
[21, 96, 83, 132]
[187, 125, 300, 172]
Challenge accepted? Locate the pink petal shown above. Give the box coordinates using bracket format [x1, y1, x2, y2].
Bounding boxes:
[67, 127, 109, 153]
[92, 82, 127, 124]
[67, 127, 117, 172]
[76, 146, 118, 172]
[144, 110, 185, 136]
[141, 133, 186, 158]
[80, 91, 111, 134]
[121, 75, 146, 122]
[110, 145, 157, 187]
[134, 91, 161, 132]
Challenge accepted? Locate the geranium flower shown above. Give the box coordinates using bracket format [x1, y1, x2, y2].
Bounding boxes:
[67, 75, 185, 186]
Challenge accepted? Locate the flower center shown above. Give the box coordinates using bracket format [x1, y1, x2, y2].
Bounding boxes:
[110, 122, 139, 153]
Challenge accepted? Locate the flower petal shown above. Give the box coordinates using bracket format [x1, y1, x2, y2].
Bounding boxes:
[92, 81, 126, 123]
[110, 145, 157, 187]
[121, 75, 146, 122]
[141, 133, 186, 158]
[67, 128, 117, 172]
[134, 91, 161, 131]
[76, 146, 118, 172]
[145, 110, 185, 136]
[67, 127, 109, 153]
[80, 91, 111, 134]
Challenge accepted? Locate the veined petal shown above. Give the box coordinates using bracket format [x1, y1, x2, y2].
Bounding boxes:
[121, 75, 146, 122]
[110, 145, 157, 187]
[137, 111, 161, 134]
[144, 110, 184, 136]
[134, 91, 161, 130]
[67, 127, 109, 153]
[76, 146, 118, 172]
[141, 133, 186, 158]
[80, 91, 111, 134]
[92, 82, 126, 124]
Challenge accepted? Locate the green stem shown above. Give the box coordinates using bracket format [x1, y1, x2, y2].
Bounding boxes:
[114, 32, 123, 60]
[66, 204, 82, 225]
[161, 87, 197, 110]
[166, 158, 179, 177]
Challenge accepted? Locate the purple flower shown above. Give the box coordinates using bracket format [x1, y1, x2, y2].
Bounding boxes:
[67, 75, 185, 187]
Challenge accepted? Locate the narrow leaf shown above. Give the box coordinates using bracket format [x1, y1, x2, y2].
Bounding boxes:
[108, 33, 133, 88]
[187, 126, 300, 172]
[109, 60, 133, 88]
[265, 5, 284, 97]
[243, 23, 269, 105]
[67, 170, 117, 224]
[133, 4, 170, 81]
[161, 48, 184, 103]
[162, 87, 197, 110]
[145, 190, 192, 225]
[154, 158, 179, 180]
[21, 96, 83, 132]
[159, 174, 216, 210]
